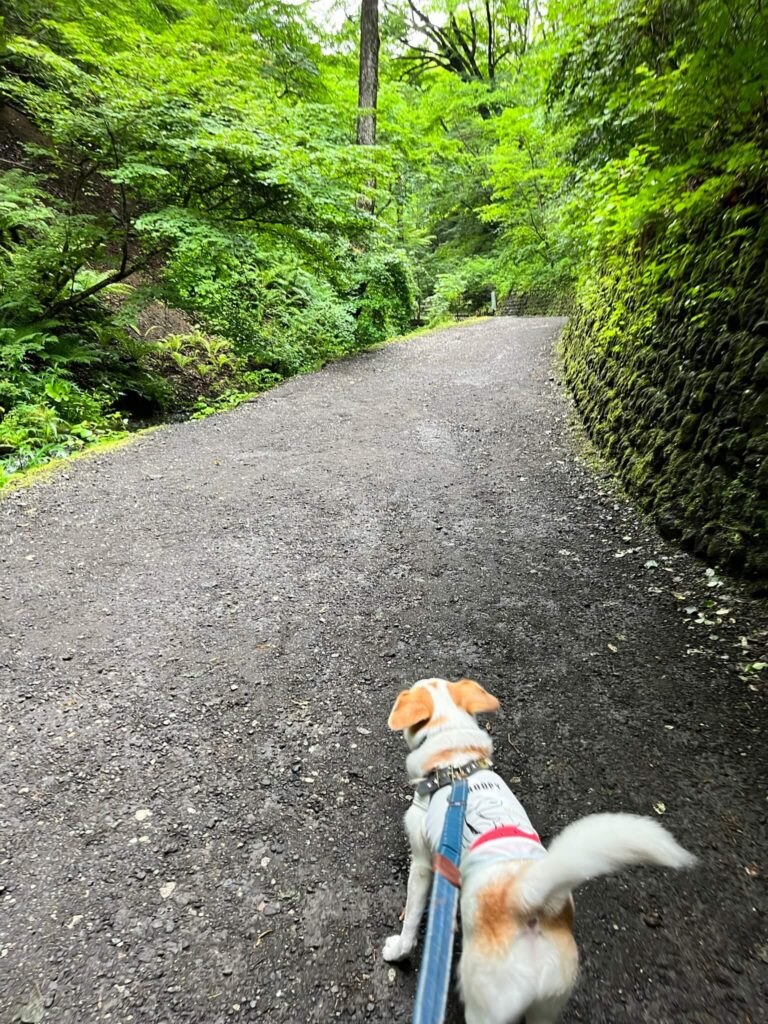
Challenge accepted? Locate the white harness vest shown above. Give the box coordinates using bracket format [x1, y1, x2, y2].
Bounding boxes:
[415, 770, 547, 871]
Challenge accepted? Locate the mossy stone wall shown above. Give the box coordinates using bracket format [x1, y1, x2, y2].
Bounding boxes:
[561, 205, 768, 585]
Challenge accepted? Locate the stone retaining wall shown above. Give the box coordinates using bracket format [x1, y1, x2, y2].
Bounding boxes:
[561, 212, 768, 586]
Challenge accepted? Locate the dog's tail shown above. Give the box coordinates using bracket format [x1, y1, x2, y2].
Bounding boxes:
[518, 813, 696, 915]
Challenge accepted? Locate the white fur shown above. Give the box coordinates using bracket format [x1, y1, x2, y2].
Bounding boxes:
[519, 812, 696, 916]
[384, 678, 696, 1024]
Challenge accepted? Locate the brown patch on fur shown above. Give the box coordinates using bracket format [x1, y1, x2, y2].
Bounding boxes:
[448, 679, 500, 715]
[473, 872, 577, 963]
[557, 898, 575, 930]
[473, 874, 521, 955]
[544, 899, 578, 963]
[388, 687, 435, 731]
[424, 745, 489, 772]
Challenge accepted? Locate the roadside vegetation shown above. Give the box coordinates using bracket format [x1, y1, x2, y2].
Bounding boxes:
[1, 1, 766, 578]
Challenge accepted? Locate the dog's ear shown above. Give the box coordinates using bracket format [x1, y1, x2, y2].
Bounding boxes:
[388, 687, 434, 730]
[448, 678, 500, 715]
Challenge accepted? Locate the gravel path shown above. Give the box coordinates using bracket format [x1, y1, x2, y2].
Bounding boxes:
[1, 317, 765, 1024]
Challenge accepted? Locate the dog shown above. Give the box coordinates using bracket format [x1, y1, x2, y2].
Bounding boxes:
[383, 677, 695, 1024]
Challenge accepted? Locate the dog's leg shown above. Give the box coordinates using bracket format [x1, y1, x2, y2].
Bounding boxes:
[382, 853, 431, 961]
[382, 806, 432, 962]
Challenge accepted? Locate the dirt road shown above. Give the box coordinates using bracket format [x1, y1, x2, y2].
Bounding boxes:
[1, 318, 765, 1023]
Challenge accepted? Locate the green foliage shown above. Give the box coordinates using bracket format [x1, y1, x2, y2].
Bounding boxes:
[190, 372, 282, 420]
[0, 385, 127, 478]
[0, 0, 421, 481]
[428, 256, 495, 321]
[353, 250, 418, 348]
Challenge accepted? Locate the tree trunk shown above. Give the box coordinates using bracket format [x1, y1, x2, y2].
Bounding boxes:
[395, 174, 405, 241]
[356, 0, 379, 147]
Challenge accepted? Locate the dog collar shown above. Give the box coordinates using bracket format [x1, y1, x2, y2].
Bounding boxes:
[413, 758, 493, 798]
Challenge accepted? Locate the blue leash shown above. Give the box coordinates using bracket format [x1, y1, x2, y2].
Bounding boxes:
[413, 777, 469, 1024]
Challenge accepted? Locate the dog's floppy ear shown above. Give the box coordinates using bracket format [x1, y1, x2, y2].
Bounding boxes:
[388, 687, 434, 730]
[448, 678, 500, 715]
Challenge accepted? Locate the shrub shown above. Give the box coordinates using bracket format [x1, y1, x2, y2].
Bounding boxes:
[353, 250, 418, 347]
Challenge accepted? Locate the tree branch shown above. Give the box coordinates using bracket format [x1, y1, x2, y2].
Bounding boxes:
[485, 0, 494, 81]
[46, 250, 163, 316]
[449, 15, 482, 79]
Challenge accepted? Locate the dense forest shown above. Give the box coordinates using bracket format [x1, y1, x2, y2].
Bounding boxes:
[1, 1, 766, 575]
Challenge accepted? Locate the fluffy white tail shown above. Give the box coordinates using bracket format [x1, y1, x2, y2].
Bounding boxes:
[519, 813, 696, 915]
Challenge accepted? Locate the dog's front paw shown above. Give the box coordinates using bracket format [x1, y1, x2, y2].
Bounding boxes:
[382, 934, 412, 962]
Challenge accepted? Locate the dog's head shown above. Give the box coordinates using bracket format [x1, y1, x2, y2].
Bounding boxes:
[387, 677, 499, 749]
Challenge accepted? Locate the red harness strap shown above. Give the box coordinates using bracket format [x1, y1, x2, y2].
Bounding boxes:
[469, 824, 542, 853]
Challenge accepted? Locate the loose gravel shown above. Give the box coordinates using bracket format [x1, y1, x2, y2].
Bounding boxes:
[1, 317, 765, 1024]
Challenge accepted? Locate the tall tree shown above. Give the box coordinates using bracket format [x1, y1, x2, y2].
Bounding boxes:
[356, 0, 380, 146]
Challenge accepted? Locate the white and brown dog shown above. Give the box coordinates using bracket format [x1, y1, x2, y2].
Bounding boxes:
[383, 677, 695, 1024]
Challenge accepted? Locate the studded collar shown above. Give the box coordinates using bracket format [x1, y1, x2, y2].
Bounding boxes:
[413, 757, 493, 798]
